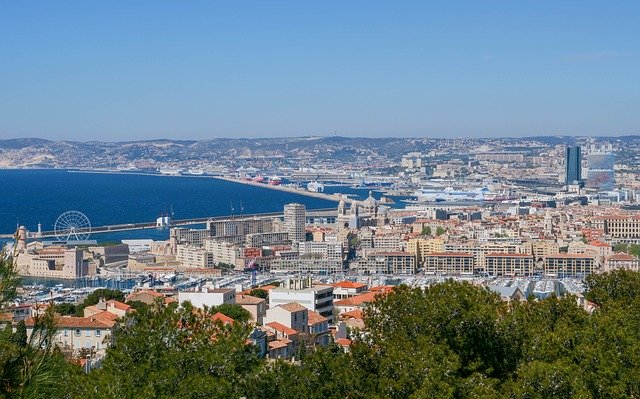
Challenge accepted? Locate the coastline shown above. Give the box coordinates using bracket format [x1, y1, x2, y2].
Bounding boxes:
[68, 169, 352, 204]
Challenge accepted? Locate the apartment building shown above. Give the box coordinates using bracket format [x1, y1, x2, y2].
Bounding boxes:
[485, 253, 535, 277]
[424, 252, 475, 275]
[176, 245, 215, 268]
[352, 252, 417, 274]
[543, 254, 596, 277]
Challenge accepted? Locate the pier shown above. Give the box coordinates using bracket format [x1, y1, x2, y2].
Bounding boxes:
[0, 208, 340, 239]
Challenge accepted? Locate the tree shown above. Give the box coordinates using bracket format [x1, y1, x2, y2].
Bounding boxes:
[249, 288, 268, 300]
[215, 303, 251, 323]
[585, 269, 640, 307]
[436, 226, 446, 236]
[69, 301, 261, 398]
[421, 226, 432, 236]
[54, 302, 77, 315]
[13, 320, 27, 348]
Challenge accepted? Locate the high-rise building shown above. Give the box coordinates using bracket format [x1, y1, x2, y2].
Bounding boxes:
[284, 203, 306, 243]
[587, 151, 616, 190]
[565, 146, 582, 186]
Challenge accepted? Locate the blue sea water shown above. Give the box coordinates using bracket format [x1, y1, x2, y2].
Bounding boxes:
[0, 169, 337, 244]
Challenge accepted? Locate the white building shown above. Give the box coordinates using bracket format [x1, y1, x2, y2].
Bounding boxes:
[269, 277, 334, 322]
[284, 203, 306, 243]
[178, 287, 236, 308]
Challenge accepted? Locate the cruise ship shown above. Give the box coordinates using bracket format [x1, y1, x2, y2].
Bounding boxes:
[187, 169, 204, 175]
[268, 176, 282, 185]
[307, 181, 324, 192]
[411, 187, 489, 202]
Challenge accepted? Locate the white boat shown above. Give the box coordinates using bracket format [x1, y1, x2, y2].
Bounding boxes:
[187, 169, 204, 175]
[307, 181, 324, 192]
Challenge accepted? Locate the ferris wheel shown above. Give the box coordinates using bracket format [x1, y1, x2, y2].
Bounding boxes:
[54, 211, 91, 242]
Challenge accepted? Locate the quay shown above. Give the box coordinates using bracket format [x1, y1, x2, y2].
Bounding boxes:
[0, 208, 340, 239]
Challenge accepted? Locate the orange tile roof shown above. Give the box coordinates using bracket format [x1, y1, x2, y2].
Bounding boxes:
[335, 338, 352, 347]
[235, 294, 266, 305]
[265, 321, 298, 336]
[340, 309, 364, 320]
[268, 339, 290, 349]
[26, 316, 114, 329]
[608, 253, 636, 261]
[212, 312, 234, 325]
[332, 281, 367, 289]
[307, 310, 328, 325]
[545, 253, 596, 259]
[426, 252, 474, 257]
[335, 291, 383, 307]
[486, 253, 532, 257]
[107, 300, 131, 311]
[279, 302, 308, 313]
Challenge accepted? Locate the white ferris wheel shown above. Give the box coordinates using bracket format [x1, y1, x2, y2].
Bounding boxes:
[54, 211, 92, 242]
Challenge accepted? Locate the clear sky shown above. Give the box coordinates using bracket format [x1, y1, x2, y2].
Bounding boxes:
[1, 1, 638, 141]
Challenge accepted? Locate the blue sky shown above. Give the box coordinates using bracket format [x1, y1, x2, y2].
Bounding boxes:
[1, 1, 638, 141]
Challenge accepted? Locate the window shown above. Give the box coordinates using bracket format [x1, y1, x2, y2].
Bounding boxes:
[75, 329, 81, 337]
[86, 330, 91, 337]
[96, 329, 101, 337]
[64, 329, 68, 337]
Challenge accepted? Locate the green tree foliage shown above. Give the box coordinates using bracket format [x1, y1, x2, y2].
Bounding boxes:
[584, 269, 640, 307]
[53, 302, 77, 315]
[613, 243, 640, 258]
[249, 288, 268, 299]
[214, 303, 251, 323]
[421, 225, 432, 236]
[69, 301, 260, 398]
[436, 226, 446, 236]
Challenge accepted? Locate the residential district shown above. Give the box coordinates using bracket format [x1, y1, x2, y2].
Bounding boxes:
[3, 141, 640, 369]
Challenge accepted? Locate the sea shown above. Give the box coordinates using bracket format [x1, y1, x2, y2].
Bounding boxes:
[0, 169, 399, 246]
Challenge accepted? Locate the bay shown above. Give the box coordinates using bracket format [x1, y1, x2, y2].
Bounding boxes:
[0, 169, 337, 243]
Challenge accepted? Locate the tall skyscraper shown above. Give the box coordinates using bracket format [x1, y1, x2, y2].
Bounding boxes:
[565, 146, 582, 186]
[284, 203, 306, 243]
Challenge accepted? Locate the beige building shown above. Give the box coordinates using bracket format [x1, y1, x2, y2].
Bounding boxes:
[236, 294, 267, 325]
[176, 245, 215, 268]
[605, 253, 640, 272]
[603, 216, 640, 240]
[407, 237, 445, 263]
[25, 315, 115, 357]
[203, 239, 244, 268]
[424, 252, 475, 275]
[543, 254, 596, 277]
[352, 252, 416, 274]
[485, 253, 535, 277]
[284, 203, 306, 243]
[16, 247, 88, 279]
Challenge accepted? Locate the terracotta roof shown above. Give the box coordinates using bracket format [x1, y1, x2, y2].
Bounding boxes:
[335, 291, 383, 307]
[545, 253, 596, 259]
[307, 310, 328, 325]
[212, 312, 235, 325]
[265, 321, 298, 336]
[26, 316, 114, 329]
[235, 294, 266, 305]
[335, 338, 352, 347]
[426, 252, 474, 257]
[486, 253, 533, 257]
[608, 253, 637, 261]
[107, 300, 131, 311]
[279, 302, 308, 313]
[92, 311, 119, 323]
[340, 309, 364, 320]
[588, 241, 611, 248]
[332, 281, 367, 289]
[268, 339, 290, 349]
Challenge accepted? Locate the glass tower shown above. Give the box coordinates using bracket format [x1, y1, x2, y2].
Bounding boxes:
[565, 146, 581, 185]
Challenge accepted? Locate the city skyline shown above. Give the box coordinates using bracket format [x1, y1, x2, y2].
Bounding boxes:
[1, 1, 639, 141]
